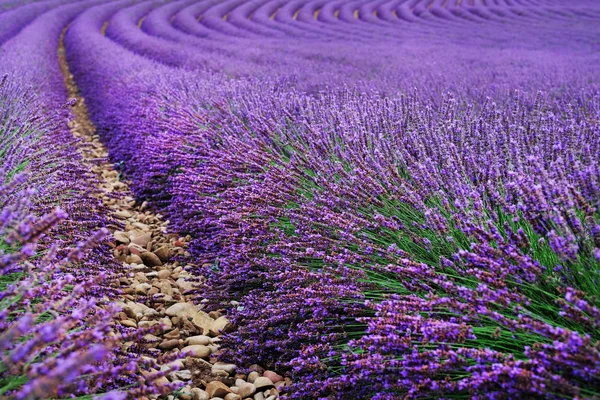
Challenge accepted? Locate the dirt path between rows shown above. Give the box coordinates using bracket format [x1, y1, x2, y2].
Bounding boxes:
[58, 27, 284, 400]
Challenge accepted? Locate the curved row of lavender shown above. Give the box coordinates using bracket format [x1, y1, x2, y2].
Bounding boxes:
[3, 0, 598, 398]
[0, 1, 178, 398]
[62, 0, 600, 398]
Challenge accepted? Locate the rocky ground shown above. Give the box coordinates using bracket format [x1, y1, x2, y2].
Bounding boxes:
[58, 33, 286, 400]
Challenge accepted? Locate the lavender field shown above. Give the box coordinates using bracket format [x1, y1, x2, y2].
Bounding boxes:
[1, 0, 600, 399]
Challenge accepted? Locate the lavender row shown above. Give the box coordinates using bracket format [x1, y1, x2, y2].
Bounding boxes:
[62, 0, 600, 398]
[0, 2, 175, 398]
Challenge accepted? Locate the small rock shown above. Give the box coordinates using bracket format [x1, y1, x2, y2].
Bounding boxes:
[140, 252, 162, 267]
[159, 281, 173, 296]
[135, 283, 152, 295]
[236, 382, 256, 398]
[138, 320, 160, 329]
[253, 377, 274, 391]
[224, 394, 241, 400]
[176, 277, 194, 292]
[181, 345, 211, 358]
[205, 381, 231, 398]
[263, 371, 283, 383]
[247, 371, 260, 384]
[115, 210, 132, 218]
[165, 303, 198, 319]
[119, 319, 137, 328]
[175, 369, 192, 380]
[253, 393, 265, 400]
[133, 221, 151, 231]
[186, 335, 212, 346]
[192, 311, 214, 335]
[158, 339, 180, 350]
[209, 316, 230, 336]
[163, 328, 181, 339]
[212, 362, 236, 375]
[130, 230, 152, 247]
[128, 243, 146, 255]
[154, 245, 172, 261]
[157, 269, 171, 279]
[114, 231, 130, 244]
[126, 254, 143, 264]
[190, 388, 208, 400]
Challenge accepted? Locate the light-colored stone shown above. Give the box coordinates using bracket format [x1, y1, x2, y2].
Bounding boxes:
[224, 394, 241, 400]
[126, 253, 143, 264]
[186, 335, 212, 346]
[236, 382, 256, 398]
[165, 303, 198, 319]
[157, 269, 171, 279]
[209, 316, 230, 336]
[253, 377, 274, 391]
[190, 388, 208, 400]
[120, 319, 137, 328]
[135, 283, 152, 294]
[192, 310, 214, 334]
[263, 371, 283, 383]
[181, 345, 211, 358]
[247, 371, 260, 383]
[130, 230, 152, 247]
[176, 277, 194, 292]
[175, 369, 192, 380]
[115, 210, 132, 219]
[163, 328, 181, 339]
[128, 243, 146, 255]
[205, 381, 231, 398]
[253, 393, 265, 400]
[114, 231, 130, 243]
[212, 362, 236, 375]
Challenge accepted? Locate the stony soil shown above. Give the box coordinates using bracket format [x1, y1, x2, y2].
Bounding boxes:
[58, 30, 285, 400]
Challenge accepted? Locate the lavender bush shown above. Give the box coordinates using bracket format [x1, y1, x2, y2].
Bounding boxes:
[3, 0, 600, 398]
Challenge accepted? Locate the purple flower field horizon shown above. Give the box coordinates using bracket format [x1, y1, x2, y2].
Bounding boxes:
[1, 0, 600, 399]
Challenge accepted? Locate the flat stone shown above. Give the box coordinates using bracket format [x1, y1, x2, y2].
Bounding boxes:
[114, 231, 130, 244]
[176, 277, 194, 292]
[154, 245, 172, 261]
[140, 251, 162, 267]
[224, 394, 241, 400]
[205, 381, 231, 398]
[163, 328, 181, 339]
[130, 230, 152, 247]
[157, 269, 171, 279]
[115, 210, 132, 218]
[210, 316, 230, 336]
[192, 311, 214, 335]
[181, 345, 210, 359]
[247, 371, 260, 383]
[165, 303, 197, 319]
[190, 388, 208, 400]
[128, 243, 146, 255]
[236, 381, 256, 398]
[263, 371, 283, 383]
[158, 339, 180, 350]
[175, 369, 192, 380]
[253, 377, 274, 390]
[253, 393, 265, 400]
[186, 335, 211, 346]
[119, 319, 137, 328]
[212, 362, 236, 375]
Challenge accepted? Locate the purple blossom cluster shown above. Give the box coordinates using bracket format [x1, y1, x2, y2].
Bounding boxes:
[4, 0, 600, 398]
